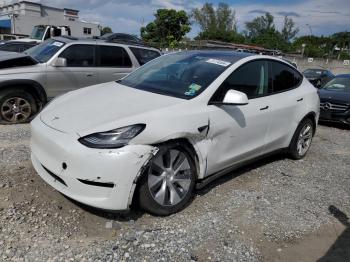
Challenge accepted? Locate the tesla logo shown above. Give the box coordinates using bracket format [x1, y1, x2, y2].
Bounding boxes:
[52, 116, 60, 121]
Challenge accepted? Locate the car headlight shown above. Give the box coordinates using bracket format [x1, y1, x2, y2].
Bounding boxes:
[78, 124, 145, 149]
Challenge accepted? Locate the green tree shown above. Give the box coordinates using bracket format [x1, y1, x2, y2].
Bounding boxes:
[245, 12, 275, 39]
[244, 13, 292, 51]
[141, 9, 191, 47]
[292, 35, 331, 57]
[101, 26, 113, 36]
[281, 16, 299, 42]
[192, 2, 242, 42]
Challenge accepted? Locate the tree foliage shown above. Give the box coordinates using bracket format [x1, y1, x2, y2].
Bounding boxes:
[281, 16, 299, 42]
[245, 12, 275, 39]
[191, 3, 241, 42]
[101, 27, 112, 36]
[293, 32, 350, 58]
[140, 9, 191, 48]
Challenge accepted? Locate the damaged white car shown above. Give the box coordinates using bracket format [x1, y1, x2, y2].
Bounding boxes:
[31, 51, 319, 215]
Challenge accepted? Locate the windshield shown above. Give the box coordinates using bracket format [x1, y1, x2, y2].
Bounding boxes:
[25, 39, 65, 63]
[304, 69, 323, 77]
[119, 52, 232, 99]
[323, 77, 350, 91]
[30, 26, 46, 40]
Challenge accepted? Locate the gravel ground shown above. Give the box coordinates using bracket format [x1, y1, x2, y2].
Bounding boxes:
[0, 123, 349, 261]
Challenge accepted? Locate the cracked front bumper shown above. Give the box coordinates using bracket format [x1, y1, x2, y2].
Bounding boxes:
[30, 116, 156, 211]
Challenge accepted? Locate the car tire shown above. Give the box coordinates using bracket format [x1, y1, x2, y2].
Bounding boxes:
[0, 89, 37, 124]
[137, 142, 196, 216]
[288, 118, 314, 160]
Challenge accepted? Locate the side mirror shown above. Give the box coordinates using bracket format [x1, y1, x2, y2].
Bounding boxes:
[211, 89, 249, 106]
[52, 57, 67, 67]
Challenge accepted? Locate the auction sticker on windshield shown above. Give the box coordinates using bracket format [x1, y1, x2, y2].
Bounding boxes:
[51, 42, 64, 47]
[206, 58, 231, 67]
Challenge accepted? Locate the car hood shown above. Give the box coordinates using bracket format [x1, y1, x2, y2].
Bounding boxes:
[0, 51, 27, 60]
[0, 51, 37, 68]
[40, 82, 186, 136]
[318, 88, 350, 103]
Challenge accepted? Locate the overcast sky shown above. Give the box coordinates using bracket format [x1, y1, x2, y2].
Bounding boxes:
[5, 0, 350, 37]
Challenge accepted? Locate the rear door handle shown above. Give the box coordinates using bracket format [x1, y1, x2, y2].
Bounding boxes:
[297, 98, 304, 102]
[260, 106, 269, 111]
[86, 73, 94, 77]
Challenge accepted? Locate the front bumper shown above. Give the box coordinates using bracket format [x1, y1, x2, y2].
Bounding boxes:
[319, 109, 350, 125]
[30, 116, 156, 211]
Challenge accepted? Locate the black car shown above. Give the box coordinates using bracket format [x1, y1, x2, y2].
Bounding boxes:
[318, 74, 350, 125]
[0, 41, 37, 53]
[303, 68, 334, 88]
[99, 33, 144, 45]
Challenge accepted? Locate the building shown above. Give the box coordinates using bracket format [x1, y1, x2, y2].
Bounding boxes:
[0, 1, 100, 37]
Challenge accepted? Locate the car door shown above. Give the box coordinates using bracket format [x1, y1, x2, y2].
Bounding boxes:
[96, 45, 135, 83]
[46, 44, 99, 97]
[263, 60, 304, 152]
[206, 60, 272, 175]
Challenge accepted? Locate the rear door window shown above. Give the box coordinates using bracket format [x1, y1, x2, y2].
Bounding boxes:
[129, 47, 160, 65]
[270, 61, 302, 93]
[59, 44, 95, 67]
[98, 45, 132, 67]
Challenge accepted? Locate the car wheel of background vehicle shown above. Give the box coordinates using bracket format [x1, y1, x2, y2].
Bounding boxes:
[138, 142, 196, 216]
[289, 118, 314, 160]
[0, 89, 37, 124]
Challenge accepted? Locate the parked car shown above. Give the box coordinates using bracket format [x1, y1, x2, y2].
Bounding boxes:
[303, 68, 334, 88]
[0, 41, 37, 53]
[318, 74, 350, 125]
[99, 33, 144, 45]
[31, 51, 319, 215]
[0, 36, 161, 124]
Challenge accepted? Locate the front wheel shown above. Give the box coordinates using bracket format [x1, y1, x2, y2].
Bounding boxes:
[289, 118, 314, 160]
[138, 142, 196, 216]
[0, 89, 37, 124]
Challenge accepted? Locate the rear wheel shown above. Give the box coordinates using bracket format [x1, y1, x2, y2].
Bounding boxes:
[0, 89, 37, 124]
[289, 118, 314, 159]
[138, 142, 196, 216]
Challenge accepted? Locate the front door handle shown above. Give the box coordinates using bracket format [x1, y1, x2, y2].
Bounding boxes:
[86, 73, 94, 77]
[260, 106, 269, 111]
[297, 98, 304, 102]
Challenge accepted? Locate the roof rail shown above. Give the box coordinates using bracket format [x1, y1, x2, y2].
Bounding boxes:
[106, 39, 154, 48]
[59, 35, 79, 41]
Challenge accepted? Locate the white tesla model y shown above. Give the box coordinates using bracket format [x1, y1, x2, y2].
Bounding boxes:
[31, 51, 320, 215]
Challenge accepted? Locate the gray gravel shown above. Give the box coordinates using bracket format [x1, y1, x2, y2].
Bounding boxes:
[0, 123, 349, 261]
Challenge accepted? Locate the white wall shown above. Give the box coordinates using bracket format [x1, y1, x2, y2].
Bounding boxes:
[0, 2, 100, 37]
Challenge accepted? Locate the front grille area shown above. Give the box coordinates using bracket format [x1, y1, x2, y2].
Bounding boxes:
[42, 165, 67, 186]
[320, 102, 349, 112]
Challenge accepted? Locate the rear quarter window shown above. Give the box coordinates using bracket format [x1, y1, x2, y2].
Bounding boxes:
[129, 47, 160, 65]
[270, 61, 303, 93]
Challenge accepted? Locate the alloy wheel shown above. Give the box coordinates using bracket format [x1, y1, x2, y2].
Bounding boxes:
[147, 148, 193, 207]
[297, 123, 313, 156]
[1, 97, 32, 123]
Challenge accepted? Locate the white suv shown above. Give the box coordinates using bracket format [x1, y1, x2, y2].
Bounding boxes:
[0, 36, 161, 124]
[31, 51, 320, 215]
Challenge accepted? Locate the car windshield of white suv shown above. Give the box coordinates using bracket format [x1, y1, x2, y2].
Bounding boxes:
[119, 52, 233, 99]
[323, 77, 350, 91]
[30, 26, 46, 40]
[25, 39, 65, 63]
